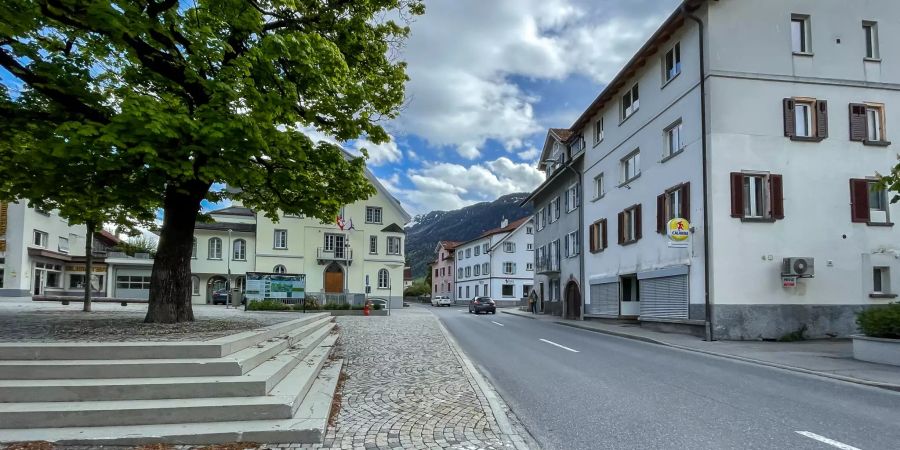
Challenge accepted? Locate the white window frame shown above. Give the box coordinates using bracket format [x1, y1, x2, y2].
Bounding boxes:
[526, 262, 534, 271]
[233, 239, 246, 261]
[527, 243, 533, 251]
[274, 229, 288, 249]
[502, 284, 515, 298]
[621, 83, 640, 120]
[387, 236, 402, 255]
[794, 101, 814, 137]
[33, 230, 48, 248]
[465, 248, 471, 258]
[566, 184, 579, 213]
[369, 235, 378, 254]
[664, 120, 683, 159]
[365, 206, 383, 224]
[873, 266, 891, 294]
[482, 262, 490, 275]
[474, 246, 480, 256]
[192, 275, 200, 295]
[458, 268, 463, 279]
[867, 180, 890, 224]
[58, 236, 69, 254]
[483, 243, 489, 254]
[191, 237, 197, 259]
[548, 198, 558, 223]
[665, 188, 683, 222]
[594, 173, 605, 200]
[663, 42, 681, 84]
[865, 104, 886, 142]
[503, 262, 515, 275]
[742, 174, 771, 219]
[594, 117, 604, 145]
[863, 21, 879, 60]
[791, 15, 812, 54]
[474, 265, 480, 277]
[208, 237, 222, 260]
[526, 226, 533, 235]
[621, 150, 641, 184]
[465, 266, 471, 278]
[566, 230, 579, 257]
[504, 242, 515, 253]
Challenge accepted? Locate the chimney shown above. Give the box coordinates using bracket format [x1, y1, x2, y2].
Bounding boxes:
[500, 217, 508, 228]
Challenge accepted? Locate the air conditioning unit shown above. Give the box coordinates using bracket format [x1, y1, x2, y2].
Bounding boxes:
[782, 257, 815, 278]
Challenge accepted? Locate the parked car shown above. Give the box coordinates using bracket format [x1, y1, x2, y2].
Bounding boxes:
[431, 295, 453, 307]
[468, 296, 496, 314]
[211, 289, 230, 305]
[367, 297, 388, 309]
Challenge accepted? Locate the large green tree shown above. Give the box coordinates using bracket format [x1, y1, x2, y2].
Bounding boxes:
[0, 0, 422, 322]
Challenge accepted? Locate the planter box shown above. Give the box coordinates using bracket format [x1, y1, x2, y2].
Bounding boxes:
[852, 335, 900, 366]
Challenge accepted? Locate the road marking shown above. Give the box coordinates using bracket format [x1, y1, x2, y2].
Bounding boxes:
[795, 431, 861, 450]
[491, 321, 504, 327]
[539, 338, 579, 353]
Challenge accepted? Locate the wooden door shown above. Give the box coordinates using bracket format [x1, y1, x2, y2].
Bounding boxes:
[324, 266, 344, 293]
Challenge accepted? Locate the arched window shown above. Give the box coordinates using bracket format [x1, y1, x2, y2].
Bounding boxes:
[273, 264, 287, 274]
[233, 239, 246, 260]
[378, 269, 390, 289]
[192, 237, 197, 259]
[191, 275, 200, 295]
[208, 237, 222, 259]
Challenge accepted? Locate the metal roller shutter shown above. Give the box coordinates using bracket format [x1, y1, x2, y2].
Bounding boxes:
[587, 282, 619, 316]
[639, 275, 688, 319]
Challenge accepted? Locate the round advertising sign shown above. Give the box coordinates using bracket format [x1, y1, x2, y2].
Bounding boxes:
[667, 218, 690, 241]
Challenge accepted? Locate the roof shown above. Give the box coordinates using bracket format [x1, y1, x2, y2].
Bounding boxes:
[95, 230, 121, 245]
[439, 240, 461, 249]
[381, 223, 406, 233]
[194, 222, 257, 233]
[209, 206, 255, 217]
[520, 152, 584, 207]
[548, 128, 573, 142]
[457, 217, 531, 247]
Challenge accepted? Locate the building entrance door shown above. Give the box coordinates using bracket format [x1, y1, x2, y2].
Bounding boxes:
[619, 275, 640, 317]
[324, 263, 344, 293]
[565, 281, 581, 320]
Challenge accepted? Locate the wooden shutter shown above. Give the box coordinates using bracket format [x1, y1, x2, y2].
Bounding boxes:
[601, 219, 608, 250]
[850, 179, 870, 223]
[730, 172, 744, 218]
[656, 193, 666, 234]
[783, 98, 796, 137]
[849, 103, 867, 141]
[770, 175, 784, 220]
[681, 183, 691, 222]
[815, 100, 828, 139]
[635, 204, 643, 240]
[589, 223, 597, 252]
[617, 211, 625, 245]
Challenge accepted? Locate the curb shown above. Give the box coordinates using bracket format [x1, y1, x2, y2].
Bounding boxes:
[556, 321, 900, 392]
[500, 310, 537, 320]
[434, 319, 535, 450]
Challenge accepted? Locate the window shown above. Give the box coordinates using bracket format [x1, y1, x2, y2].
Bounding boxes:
[550, 240, 561, 270]
[526, 263, 533, 271]
[192, 237, 197, 259]
[622, 83, 639, 120]
[482, 263, 490, 275]
[192, 276, 200, 295]
[208, 237, 222, 259]
[458, 268, 463, 279]
[569, 134, 586, 154]
[664, 120, 683, 158]
[791, 14, 811, 54]
[465, 266, 471, 277]
[527, 243, 533, 251]
[730, 173, 784, 221]
[850, 103, 889, 144]
[474, 265, 480, 276]
[565, 230, 579, 257]
[33, 230, 48, 248]
[549, 197, 561, 222]
[116, 275, 151, 290]
[459, 286, 463, 298]
[866, 106, 884, 142]
[536, 209, 545, 231]
[466, 286, 470, 298]
[664, 42, 681, 83]
[565, 184, 579, 213]
[58, 237, 69, 254]
[503, 262, 515, 274]
[274, 229, 287, 249]
[873, 267, 891, 295]
[863, 21, 879, 60]
[387, 237, 402, 255]
[594, 173, 605, 200]
[474, 246, 480, 256]
[504, 242, 515, 253]
[617, 205, 642, 245]
[369, 236, 378, 254]
[850, 179, 891, 225]
[589, 219, 608, 253]
[232, 239, 246, 260]
[466, 248, 471, 258]
[526, 226, 533, 235]
[475, 285, 479, 296]
[273, 264, 286, 274]
[783, 98, 828, 141]
[657, 183, 691, 233]
[594, 117, 604, 144]
[365, 207, 383, 224]
[378, 269, 390, 289]
[621, 151, 640, 184]
[502, 284, 514, 297]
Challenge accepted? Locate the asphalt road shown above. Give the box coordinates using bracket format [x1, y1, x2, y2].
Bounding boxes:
[428, 305, 900, 450]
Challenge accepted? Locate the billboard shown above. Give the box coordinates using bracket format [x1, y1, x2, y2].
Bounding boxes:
[245, 272, 306, 302]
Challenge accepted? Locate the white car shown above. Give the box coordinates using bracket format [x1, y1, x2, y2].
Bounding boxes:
[431, 296, 453, 307]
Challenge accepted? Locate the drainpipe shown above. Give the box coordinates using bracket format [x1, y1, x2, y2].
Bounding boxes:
[683, 2, 714, 341]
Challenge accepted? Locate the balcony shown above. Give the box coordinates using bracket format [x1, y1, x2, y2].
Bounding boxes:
[535, 256, 560, 275]
[317, 247, 353, 265]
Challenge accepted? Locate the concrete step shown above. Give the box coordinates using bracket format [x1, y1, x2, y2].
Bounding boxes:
[0, 334, 338, 429]
[0, 358, 344, 445]
[0, 313, 330, 360]
[0, 322, 336, 402]
[0, 315, 333, 380]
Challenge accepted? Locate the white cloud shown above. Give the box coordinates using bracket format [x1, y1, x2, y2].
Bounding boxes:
[516, 147, 540, 161]
[351, 138, 402, 166]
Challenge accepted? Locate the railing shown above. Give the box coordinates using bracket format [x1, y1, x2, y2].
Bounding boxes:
[535, 256, 560, 274]
[316, 247, 353, 262]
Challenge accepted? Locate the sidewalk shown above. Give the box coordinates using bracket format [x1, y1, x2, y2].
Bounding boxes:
[502, 308, 900, 391]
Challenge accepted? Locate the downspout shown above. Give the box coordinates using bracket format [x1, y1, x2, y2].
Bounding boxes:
[683, 3, 714, 341]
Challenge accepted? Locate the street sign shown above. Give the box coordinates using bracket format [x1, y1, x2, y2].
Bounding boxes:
[245, 272, 306, 301]
[667, 218, 690, 248]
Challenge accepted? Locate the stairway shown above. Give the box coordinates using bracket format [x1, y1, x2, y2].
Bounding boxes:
[0, 314, 342, 445]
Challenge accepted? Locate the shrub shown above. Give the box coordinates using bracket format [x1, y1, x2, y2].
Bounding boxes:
[351, 305, 365, 310]
[857, 303, 900, 339]
[292, 301, 321, 311]
[371, 303, 382, 310]
[247, 300, 291, 311]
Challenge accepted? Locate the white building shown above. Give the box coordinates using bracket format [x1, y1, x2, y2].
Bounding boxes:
[571, 0, 900, 339]
[454, 218, 535, 305]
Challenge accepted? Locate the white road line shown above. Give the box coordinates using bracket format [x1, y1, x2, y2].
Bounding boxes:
[539, 338, 579, 353]
[795, 431, 861, 450]
[491, 321, 504, 327]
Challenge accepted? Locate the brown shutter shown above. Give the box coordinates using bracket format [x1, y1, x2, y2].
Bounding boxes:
[730, 172, 744, 218]
[601, 220, 608, 250]
[656, 193, 666, 234]
[850, 179, 870, 223]
[617, 211, 625, 245]
[770, 175, 784, 220]
[849, 103, 867, 141]
[635, 204, 643, 240]
[815, 100, 828, 139]
[783, 98, 796, 137]
[681, 183, 691, 222]
[588, 223, 595, 252]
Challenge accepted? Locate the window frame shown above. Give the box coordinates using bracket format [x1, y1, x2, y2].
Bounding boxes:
[589, 219, 608, 253]
[621, 83, 640, 121]
[594, 117, 604, 145]
[621, 206, 639, 245]
[208, 237, 223, 260]
[33, 230, 48, 248]
[593, 173, 605, 200]
[232, 238, 247, 261]
[865, 103, 886, 143]
[566, 183, 579, 213]
[620, 150, 641, 185]
[377, 269, 390, 289]
[387, 236, 402, 255]
[58, 236, 69, 254]
[791, 14, 812, 55]
[663, 42, 681, 85]
[273, 229, 288, 249]
[369, 235, 378, 254]
[663, 120, 684, 160]
[365, 206, 383, 224]
[863, 21, 880, 60]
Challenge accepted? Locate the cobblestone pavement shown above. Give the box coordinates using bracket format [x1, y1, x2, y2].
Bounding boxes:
[0, 298, 289, 342]
[268, 307, 516, 450]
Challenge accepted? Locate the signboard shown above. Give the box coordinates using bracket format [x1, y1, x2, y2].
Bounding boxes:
[245, 272, 306, 301]
[782, 276, 797, 288]
[666, 218, 691, 248]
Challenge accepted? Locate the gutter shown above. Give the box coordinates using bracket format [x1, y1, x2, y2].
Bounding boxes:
[682, 2, 715, 341]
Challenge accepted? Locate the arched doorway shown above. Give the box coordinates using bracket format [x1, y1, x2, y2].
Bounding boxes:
[565, 280, 581, 320]
[207, 275, 228, 304]
[323, 263, 344, 293]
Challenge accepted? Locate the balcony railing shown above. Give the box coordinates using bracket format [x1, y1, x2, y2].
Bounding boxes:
[535, 256, 560, 274]
[317, 247, 353, 264]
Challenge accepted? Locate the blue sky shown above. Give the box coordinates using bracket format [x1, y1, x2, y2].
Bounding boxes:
[1, 0, 680, 218]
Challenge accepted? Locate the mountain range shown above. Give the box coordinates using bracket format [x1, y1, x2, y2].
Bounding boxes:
[405, 193, 534, 279]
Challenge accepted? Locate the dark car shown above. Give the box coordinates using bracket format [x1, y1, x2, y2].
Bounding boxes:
[211, 289, 230, 305]
[468, 296, 496, 314]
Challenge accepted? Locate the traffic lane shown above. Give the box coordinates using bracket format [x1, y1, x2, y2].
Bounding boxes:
[434, 307, 900, 450]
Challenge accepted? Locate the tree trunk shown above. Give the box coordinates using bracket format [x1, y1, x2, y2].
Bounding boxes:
[83, 221, 95, 312]
[144, 183, 207, 323]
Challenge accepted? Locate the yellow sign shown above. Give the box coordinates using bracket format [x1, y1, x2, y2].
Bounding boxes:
[667, 218, 690, 242]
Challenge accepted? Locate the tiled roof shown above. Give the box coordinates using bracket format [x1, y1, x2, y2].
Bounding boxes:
[439, 240, 462, 249]
[95, 230, 121, 245]
[477, 217, 529, 239]
[549, 128, 573, 142]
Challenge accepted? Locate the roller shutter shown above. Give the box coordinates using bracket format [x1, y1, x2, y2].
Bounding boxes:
[587, 282, 619, 316]
[639, 275, 688, 319]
